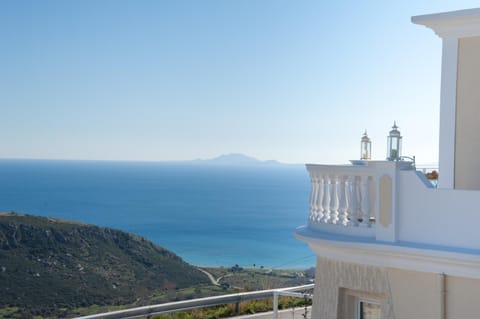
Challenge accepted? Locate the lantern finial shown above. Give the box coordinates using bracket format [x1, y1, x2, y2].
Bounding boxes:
[387, 121, 402, 161]
[360, 130, 372, 160]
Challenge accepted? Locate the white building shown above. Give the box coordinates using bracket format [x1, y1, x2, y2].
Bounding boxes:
[295, 8, 480, 319]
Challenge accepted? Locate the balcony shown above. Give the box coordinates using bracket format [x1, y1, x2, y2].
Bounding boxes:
[295, 160, 480, 277]
[303, 161, 415, 241]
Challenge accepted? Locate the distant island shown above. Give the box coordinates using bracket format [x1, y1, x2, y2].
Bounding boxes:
[193, 153, 285, 166]
[0, 213, 313, 318]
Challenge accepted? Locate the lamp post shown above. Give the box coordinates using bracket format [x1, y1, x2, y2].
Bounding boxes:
[360, 130, 371, 160]
[387, 121, 402, 161]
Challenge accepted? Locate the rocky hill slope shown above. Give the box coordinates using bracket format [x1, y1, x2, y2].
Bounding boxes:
[0, 213, 209, 316]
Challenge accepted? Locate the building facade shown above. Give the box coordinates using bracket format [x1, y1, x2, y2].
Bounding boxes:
[296, 8, 480, 319]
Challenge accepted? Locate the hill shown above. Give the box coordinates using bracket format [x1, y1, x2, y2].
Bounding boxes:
[0, 213, 209, 317]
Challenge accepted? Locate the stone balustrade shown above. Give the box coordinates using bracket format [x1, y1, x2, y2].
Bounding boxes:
[303, 160, 480, 251]
[306, 164, 378, 235]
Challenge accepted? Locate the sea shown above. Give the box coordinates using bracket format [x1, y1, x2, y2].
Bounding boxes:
[0, 159, 315, 269]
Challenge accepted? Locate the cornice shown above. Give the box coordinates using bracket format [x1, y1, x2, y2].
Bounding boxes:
[295, 226, 480, 279]
[412, 8, 480, 38]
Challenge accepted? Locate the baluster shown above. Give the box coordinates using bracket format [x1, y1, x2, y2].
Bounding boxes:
[329, 175, 339, 224]
[309, 177, 317, 222]
[321, 176, 331, 223]
[359, 175, 371, 227]
[315, 175, 325, 222]
[348, 175, 359, 226]
[337, 175, 349, 226]
[369, 176, 377, 225]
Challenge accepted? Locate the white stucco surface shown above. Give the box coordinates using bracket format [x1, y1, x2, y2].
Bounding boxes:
[396, 169, 480, 250]
[454, 36, 480, 189]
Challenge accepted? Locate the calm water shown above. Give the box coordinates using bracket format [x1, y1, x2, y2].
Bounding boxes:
[0, 159, 315, 268]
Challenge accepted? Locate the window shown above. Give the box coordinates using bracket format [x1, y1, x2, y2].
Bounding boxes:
[338, 288, 383, 319]
[358, 299, 381, 319]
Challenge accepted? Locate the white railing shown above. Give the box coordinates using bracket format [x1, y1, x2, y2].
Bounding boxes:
[73, 284, 314, 319]
[306, 164, 378, 234]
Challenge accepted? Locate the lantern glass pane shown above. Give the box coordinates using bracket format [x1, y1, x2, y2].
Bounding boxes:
[388, 136, 401, 160]
[361, 141, 371, 160]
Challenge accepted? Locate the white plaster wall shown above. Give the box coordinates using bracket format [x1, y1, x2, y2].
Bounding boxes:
[397, 169, 480, 249]
[437, 36, 458, 190]
[446, 275, 480, 318]
[454, 36, 480, 190]
[388, 268, 441, 319]
[312, 257, 394, 319]
[312, 256, 480, 319]
[312, 257, 442, 319]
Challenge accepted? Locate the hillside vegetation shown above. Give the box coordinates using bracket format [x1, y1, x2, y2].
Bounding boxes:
[0, 213, 315, 319]
[0, 213, 209, 317]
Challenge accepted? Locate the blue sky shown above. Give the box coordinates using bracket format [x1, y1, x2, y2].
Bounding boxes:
[1, 1, 479, 164]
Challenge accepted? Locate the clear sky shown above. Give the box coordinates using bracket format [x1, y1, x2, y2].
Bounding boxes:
[1, 1, 479, 164]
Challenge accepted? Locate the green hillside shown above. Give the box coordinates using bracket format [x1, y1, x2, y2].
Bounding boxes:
[0, 212, 209, 317]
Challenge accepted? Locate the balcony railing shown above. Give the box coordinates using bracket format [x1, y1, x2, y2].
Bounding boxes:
[307, 164, 377, 229]
[73, 284, 314, 319]
[306, 164, 382, 238]
[305, 161, 414, 240]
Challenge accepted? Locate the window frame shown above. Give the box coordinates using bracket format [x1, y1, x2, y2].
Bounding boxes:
[338, 288, 384, 319]
[356, 298, 381, 319]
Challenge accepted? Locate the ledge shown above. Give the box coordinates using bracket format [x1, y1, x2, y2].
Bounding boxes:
[308, 221, 375, 238]
[295, 225, 480, 279]
[412, 7, 480, 38]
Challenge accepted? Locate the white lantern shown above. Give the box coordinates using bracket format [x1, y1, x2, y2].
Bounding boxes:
[387, 121, 402, 161]
[360, 130, 371, 160]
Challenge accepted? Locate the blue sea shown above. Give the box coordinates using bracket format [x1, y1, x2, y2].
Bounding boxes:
[0, 159, 315, 269]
